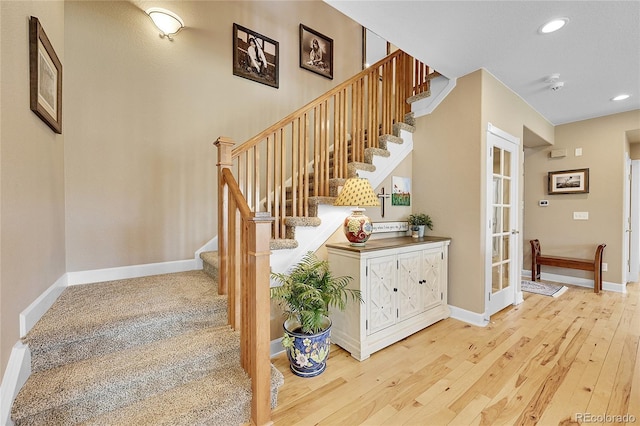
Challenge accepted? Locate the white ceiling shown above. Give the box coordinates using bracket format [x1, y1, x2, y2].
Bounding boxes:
[326, 1, 640, 127]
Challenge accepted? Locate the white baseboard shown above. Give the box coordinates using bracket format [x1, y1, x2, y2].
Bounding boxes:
[448, 305, 489, 327]
[0, 343, 30, 426]
[20, 274, 67, 337]
[521, 270, 626, 294]
[67, 259, 197, 286]
[270, 337, 284, 358]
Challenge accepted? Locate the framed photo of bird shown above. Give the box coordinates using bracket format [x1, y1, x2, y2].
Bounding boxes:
[548, 168, 589, 194]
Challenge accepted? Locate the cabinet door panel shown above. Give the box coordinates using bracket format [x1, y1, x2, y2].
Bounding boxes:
[367, 257, 396, 335]
[398, 252, 422, 320]
[422, 248, 442, 310]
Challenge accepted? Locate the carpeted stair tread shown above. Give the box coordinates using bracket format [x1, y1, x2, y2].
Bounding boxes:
[12, 326, 241, 424]
[200, 251, 219, 281]
[270, 238, 298, 250]
[347, 162, 376, 177]
[364, 147, 390, 164]
[24, 271, 227, 372]
[269, 364, 285, 408]
[378, 134, 404, 150]
[80, 366, 252, 426]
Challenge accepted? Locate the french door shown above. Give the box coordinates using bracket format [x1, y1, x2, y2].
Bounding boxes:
[485, 124, 520, 318]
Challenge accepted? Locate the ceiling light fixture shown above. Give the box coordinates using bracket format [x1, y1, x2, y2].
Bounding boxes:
[612, 94, 631, 101]
[544, 74, 564, 91]
[539, 18, 569, 34]
[145, 7, 184, 41]
[545, 73, 561, 83]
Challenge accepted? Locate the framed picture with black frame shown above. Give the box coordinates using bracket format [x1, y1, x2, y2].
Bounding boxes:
[29, 16, 62, 134]
[232, 23, 279, 88]
[299, 24, 333, 79]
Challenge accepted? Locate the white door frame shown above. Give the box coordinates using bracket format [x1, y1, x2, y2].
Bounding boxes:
[484, 123, 521, 320]
[630, 159, 640, 282]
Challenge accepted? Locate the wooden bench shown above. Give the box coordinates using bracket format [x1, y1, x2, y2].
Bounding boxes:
[530, 239, 606, 293]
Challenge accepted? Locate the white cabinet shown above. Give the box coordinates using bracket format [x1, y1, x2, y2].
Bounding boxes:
[326, 237, 450, 361]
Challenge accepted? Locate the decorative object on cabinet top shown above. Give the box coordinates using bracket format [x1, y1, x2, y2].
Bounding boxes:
[333, 177, 380, 247]
[407, 213, 433, 229]
[408, 213, 433, 238]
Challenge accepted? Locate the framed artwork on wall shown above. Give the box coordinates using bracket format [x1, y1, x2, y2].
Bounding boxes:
[548, 168, 590, 194]
[299, 24, 333, 79]
[29, 16, 63, 134]
[392, 176, 411, 206]
[232, 23, 279, 88]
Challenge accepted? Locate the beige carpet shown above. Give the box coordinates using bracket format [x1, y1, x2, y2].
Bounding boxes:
[11, 268, 283, 425]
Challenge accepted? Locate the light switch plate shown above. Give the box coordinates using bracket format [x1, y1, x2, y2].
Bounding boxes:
[573, 211, 589, 220]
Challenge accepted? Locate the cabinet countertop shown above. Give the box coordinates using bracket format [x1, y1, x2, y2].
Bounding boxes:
[325, 236, 451, 253]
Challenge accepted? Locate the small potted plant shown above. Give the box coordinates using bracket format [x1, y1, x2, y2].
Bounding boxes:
[271, 252, 361, 377]
[408, 213, 433, 238]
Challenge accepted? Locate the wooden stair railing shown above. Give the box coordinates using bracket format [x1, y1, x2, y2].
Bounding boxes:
[213, 50, 435, 426]
[229, 50, 434, 240]
[215, 137, 274, 426]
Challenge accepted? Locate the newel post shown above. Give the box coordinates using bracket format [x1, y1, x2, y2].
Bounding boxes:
[247, 211, 274, 426]
[215, 136, 235, 296]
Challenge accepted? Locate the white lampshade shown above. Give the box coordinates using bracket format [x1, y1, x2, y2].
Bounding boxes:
[146, 8, 184, 40]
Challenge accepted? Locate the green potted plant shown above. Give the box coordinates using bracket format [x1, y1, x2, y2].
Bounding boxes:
[408, 213, 433, 238]
[270, 251, 361, 377]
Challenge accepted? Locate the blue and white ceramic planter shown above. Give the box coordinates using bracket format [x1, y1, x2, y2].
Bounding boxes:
[282, 317, 332, 378]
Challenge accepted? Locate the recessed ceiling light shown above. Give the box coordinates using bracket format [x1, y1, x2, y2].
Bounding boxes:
[612, 94, 631, 101]
[539, 18, 569, 34]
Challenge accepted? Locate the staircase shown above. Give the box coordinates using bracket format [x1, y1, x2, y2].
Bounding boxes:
[266, 117, 417, 274]
[10, 269, 284, 425]
[269, 119, 414, 251]
[8, 49, 434, 426]
[210, 50, 434, 424]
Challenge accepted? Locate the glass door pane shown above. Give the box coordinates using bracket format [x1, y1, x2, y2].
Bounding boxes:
[491, 147, 512, 296]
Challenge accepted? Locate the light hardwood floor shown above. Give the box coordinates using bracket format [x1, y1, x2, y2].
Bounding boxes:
[271, 282, 639, 425]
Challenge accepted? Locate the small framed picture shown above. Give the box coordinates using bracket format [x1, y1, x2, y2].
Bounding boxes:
[299, 24, 333, 79]
[232, 23, 279, 88]
[29, 16, 62, 134]
[548, 168, 590, 194]
[392, 176, 411, 206]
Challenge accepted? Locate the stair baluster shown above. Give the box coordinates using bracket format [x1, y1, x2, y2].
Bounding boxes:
[215, 50, 434, 426]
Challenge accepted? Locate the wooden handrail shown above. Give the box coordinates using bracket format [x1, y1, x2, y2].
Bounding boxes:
[229, 50, 433, 241]
[232, 50, 403, 157]
[213, 50, 434, 426]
